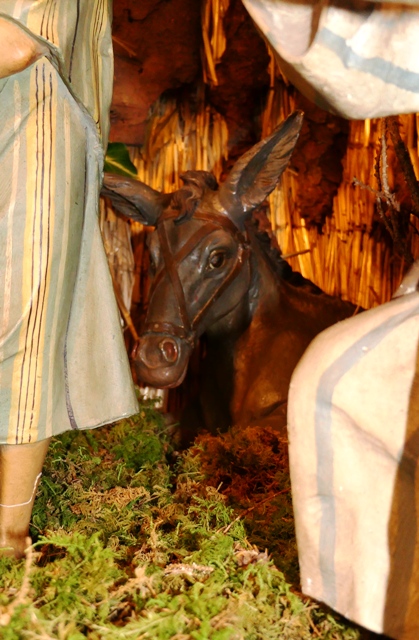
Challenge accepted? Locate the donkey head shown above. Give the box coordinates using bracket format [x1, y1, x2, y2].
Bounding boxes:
[102, 111, 303, 388]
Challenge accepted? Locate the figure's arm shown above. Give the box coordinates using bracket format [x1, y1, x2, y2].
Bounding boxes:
[0, 16, 47, 79]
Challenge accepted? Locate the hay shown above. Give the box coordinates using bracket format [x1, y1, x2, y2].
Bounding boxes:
[261, 51, 419, 307]
[122, 90, 419, 310]
[105, 1, 419, 312]
[100, 199, 138, 340]
[202, 0, 231, 86]
[130, 92, 228, 198]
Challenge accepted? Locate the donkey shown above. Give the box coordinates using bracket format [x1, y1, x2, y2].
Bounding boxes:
[102, 112, 356, 433]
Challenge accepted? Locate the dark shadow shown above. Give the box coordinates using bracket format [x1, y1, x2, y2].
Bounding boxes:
[383, 338, 419, 637]
[355, 625, 390, 640]
[305, 600, 391, 639]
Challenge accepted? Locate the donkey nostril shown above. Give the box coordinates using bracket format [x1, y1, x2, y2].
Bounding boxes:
[159, 339, 178, 363]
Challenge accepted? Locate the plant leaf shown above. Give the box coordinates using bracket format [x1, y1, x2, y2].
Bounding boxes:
[104, 142, 138, 178]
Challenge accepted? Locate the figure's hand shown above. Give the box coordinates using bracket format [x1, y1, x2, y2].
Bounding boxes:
[0, 17, 47, 79]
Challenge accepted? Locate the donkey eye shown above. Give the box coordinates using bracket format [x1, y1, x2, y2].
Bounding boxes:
[208, 249, 226, 270]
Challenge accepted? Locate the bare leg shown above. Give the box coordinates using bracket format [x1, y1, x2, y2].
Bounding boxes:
[0, 439, 50, 558]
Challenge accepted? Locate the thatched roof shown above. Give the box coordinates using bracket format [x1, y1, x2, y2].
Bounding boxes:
[106, 0, 419, 310]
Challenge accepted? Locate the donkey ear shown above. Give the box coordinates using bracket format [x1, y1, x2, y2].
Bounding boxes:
[217, 111, 303, 229]
[101, 173, 165, 226]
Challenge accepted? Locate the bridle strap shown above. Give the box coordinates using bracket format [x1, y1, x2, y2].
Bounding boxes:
[151, 223, 219, 293]
[190, 243, 249, 329]
[141, 321, 194, 343]
[157, 221, 191, 334]
[144, 211, 250, 342]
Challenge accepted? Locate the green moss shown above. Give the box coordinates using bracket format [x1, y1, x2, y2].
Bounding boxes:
[0, 401, 360, 639]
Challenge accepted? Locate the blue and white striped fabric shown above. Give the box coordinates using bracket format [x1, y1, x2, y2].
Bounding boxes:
[243, 0, 419, 119]
[288, 281, 419, 638]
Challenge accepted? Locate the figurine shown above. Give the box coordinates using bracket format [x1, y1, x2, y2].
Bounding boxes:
[102, 112, 356, 435]
[288, 260, 419, 639]
[0, 2, 138, 557]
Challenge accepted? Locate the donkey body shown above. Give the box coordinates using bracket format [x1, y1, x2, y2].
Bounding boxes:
[102, 112, 356, 433]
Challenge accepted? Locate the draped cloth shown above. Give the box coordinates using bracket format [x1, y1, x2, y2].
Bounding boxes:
[288, 278, 419, 638]
[0, 0, 139, 445]
[243, 0, 419, 120]
[243, 1, 419, 635]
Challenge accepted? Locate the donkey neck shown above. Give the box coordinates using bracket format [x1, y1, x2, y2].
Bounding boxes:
[197, 233, 285, 433]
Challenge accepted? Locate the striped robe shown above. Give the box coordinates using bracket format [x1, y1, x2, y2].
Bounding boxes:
[288, 276, 419, 639]
[0, 0, 138, 444]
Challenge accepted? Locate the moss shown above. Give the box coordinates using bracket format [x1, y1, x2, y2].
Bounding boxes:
[193, 425, 299, 582]
[0, 401, 361, 639]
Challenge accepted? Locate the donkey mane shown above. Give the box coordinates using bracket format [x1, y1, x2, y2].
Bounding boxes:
[247, 212, 323, 295]
[170, 171, 218, 224]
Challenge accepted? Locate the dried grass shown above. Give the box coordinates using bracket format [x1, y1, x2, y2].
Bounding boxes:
[106, 1, 419, 312]
[262, 52, 419, 307]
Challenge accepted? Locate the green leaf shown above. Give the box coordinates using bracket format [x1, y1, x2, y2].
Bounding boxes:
[104, 142, 137, 178]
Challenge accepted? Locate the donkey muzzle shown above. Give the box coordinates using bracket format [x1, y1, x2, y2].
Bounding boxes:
[133, 332, 194, 388]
